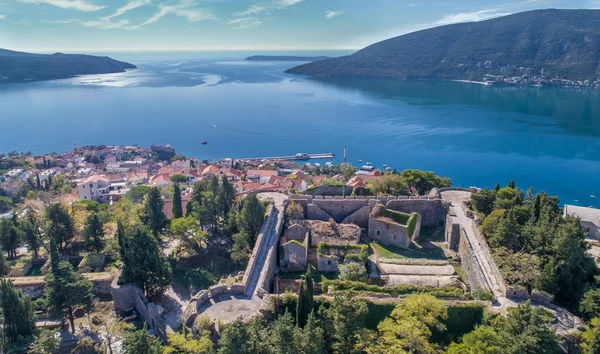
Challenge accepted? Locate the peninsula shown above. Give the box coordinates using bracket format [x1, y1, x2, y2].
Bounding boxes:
[245, 55, 330, 62]
[286, 9, 600, 88]
[0, 48, 136, 83]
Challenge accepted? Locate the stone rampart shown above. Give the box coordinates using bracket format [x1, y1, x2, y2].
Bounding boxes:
[304, 185, 353, 196]
[469, 220, 507, 296]
[241, 204, 275, 293]
[11, 272, 114, 299]
[257, 203, 285, 295]
[458, 227, 489, 292]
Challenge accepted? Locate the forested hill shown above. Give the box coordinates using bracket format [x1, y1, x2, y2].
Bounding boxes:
[286, 9, 600, 86]
[0, 49, 136, 83]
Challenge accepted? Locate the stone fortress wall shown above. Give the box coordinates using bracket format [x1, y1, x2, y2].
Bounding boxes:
[289, 195, 449, 234]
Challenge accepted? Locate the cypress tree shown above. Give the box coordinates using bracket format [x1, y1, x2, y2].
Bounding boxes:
[116, 219, 128, 264]
[304, 269, 314, 317]
[0, 279, 36, 344]
[494, 184, 500, 192]
[36, 173, 41, 190]
[49, 236, 60, 274]
[141, 187, 168, 239]
[172, 184, 183, 219]
[508, 180, 515, 189]
[47, 175, 52, 188]
[296, 281, 306, 327]
[185, 200, 193, 217]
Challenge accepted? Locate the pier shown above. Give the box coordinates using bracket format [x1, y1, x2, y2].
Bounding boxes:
[236, 152, 335, 161]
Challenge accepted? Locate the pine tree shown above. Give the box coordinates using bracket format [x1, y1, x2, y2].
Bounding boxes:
[83, 213, 104, 253]
[172, 184, 183, 219]
[45, 237, 93, 333]
[531, 194, 542, 223]
[46, 203, 75, 252]
[141, 187, 169, 238]
[120, 227, 172, 298]
[0, 278, 36, 343]
[296, 282, 306, 327]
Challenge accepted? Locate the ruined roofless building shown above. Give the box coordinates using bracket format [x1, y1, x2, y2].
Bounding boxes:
[369, 204, 421, 249]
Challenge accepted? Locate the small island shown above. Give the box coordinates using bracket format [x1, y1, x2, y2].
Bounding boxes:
[0, 48, 136, 84]
[245, 55, 330, 62]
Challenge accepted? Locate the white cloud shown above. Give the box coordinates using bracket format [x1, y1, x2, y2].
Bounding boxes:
[18, 0, 105, 12]
[435, 9, 511, 26]
[325, 10, 342, 19]
[234, 0, 303, 17]
[228, 17, 262, 29]
[49, 18, 140, 30]
[141, 0, 217, 26]
[101, 0, 151, 21]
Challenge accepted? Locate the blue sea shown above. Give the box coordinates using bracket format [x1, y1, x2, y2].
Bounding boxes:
[1, 51, 599, 207]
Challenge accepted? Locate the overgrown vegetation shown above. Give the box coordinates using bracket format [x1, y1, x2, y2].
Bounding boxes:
[471, 182, 599, 309]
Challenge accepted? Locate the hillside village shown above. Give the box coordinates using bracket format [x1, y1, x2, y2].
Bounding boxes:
[0, 144, 599, 353]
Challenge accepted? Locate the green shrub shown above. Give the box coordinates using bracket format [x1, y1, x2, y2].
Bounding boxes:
[322, 280, 464, 298]
[406, 213, 419, 237]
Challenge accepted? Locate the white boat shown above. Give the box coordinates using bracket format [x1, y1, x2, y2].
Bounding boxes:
[591, 195, 597, 198]
[360, 164, 375, 172]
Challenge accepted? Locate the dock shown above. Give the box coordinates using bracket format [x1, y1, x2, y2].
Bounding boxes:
[236, 152, 335, 161]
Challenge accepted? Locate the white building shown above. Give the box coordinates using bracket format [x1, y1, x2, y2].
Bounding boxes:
[564, 204, 600, 240]
[77, 174, 128, 203]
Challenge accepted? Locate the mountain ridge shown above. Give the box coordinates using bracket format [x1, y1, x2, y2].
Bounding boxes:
[286, 9, 600, 88]
[0, 49, 136, 83]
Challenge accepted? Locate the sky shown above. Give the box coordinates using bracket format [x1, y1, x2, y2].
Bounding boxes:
[0, 0, 599, 52]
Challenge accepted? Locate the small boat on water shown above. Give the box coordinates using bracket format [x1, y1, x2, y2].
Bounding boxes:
[212, 124, 217, 128]
[358, 159, 363, 163]
[360, 164, 375, 172]
[383, 164, 388, 167]
[592, 195, 597, 198]
[201, 141, 208, 145]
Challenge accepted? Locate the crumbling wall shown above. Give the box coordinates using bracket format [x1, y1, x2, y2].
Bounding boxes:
[317, 255, 339, 273]
[368, 217, 412, 249]
[111, 278, 168, 342]
[282, 241, 307, 271]
[386, 199, 448, 227]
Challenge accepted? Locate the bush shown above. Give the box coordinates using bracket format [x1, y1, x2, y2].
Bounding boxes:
[322, 280, 464, 298]
[339, 263, 367, 282]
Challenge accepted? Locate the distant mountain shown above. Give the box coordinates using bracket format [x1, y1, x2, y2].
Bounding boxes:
[245, 55, 330, 62]
[286, 9, 600, 88]
[0, 49, 136, 83]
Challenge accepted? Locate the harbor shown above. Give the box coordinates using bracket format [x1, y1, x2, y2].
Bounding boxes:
[235, 152, 335, 161]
